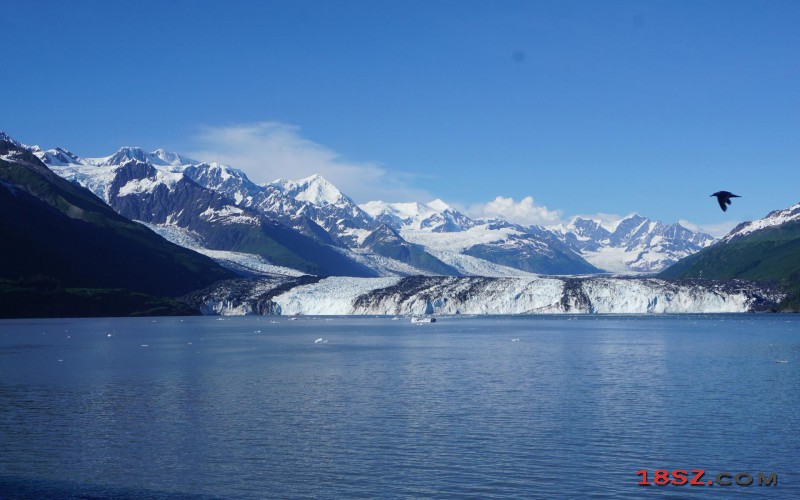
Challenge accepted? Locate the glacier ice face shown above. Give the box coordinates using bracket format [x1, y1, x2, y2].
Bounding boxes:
[184, 276, 783, 316]
[273, 277, 403, 315]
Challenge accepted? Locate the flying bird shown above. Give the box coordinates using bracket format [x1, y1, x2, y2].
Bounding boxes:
[711, 191, 740, 212]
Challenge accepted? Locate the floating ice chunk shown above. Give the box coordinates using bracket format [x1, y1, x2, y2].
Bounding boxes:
[411, 317, 436, 323]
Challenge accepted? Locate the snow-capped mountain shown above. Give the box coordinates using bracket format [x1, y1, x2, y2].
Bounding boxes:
[359, 200, 599, 274]
[273, 174, 348, 206]
[549, 214, 716, 273]
[722, 202, 800, 243]
[7, 129, 794, 316]
[32, 139, 714, 277]
[360, 199, 475, 232]
[260, 174, 379, 245]
[167, 166, 455, 273]
[36, 145, 455, 276]
[659, 199, 800, 312]
[176, 165, 378, 246]
[36, 148, 377, 277]
[359, 199, 713, 274]
[1, 133, 234, 305]
[87, 146, 198, 168]
[27, 146, 82, 166]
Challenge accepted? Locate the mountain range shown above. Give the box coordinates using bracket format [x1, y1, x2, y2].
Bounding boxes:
[30, 140, 715, 279]
[0, 132, 233, 317]
[4, 130, 798, 315]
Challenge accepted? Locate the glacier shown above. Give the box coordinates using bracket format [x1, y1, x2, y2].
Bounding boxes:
[183, 275, 783, 316]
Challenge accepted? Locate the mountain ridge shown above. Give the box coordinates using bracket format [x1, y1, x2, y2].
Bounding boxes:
[0, 134, 236, 317]
[5, 129, 797, 316]
[29, 139, 716, 277]
[659, 201, 800, 310]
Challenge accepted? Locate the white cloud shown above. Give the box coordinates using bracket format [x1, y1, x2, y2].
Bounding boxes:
[188, 122, 430, 203]
[467, 195, 564, 226]
[185, 123, 733, 239]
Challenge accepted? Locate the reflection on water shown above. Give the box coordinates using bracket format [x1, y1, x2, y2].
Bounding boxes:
[1, 315, 798, 498]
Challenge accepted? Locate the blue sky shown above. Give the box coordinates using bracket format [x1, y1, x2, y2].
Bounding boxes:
[3, 0, 798, 235]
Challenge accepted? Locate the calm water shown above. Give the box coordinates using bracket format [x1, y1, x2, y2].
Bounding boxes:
[0, 315, 798, 499]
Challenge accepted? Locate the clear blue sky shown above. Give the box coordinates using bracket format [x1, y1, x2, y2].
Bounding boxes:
[3, 0, 798, 233]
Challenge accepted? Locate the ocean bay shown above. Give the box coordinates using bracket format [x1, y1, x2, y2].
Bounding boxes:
[1, 315, 798, 498]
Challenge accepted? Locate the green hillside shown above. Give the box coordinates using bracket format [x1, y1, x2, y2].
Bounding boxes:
[0, 142, 234, 317]
[659, 220, 800, 311]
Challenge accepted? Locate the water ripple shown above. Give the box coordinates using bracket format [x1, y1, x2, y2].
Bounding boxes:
[0, 315, 797, 498]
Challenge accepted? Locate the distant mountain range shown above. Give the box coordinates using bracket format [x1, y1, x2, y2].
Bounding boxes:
[3, 130, 798, 314]
[29, 139, 715, 278]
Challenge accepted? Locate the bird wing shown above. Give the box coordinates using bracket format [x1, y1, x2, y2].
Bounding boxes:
[717, 196, 727, 211]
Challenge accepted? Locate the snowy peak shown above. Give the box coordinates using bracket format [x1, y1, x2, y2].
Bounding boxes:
[360, 200, 420, 220]
[723, 201, 800, 242]
[88, 147, 196, 168]
[548, 212, 716, 273]
[609, 214, 655, 247]
[18, 130, 723, 277]
[182, 162, 262, 206]
[0, 131, 20, 146]
[358, 200, 409, 230]
[187, 162, 250, 185]
[427, 198, 451, 211]
[33, 147, 83, 166]
[105, 146, 150, 166]
[291, 174, 348, 206]
[267, 178, 293, 193]
[566, 217, 613, 241]
[271, 174, 350, 207]
[151, 148, 197, 167]
[0, 132, 32, 163]
[359, 199, 475, 232]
